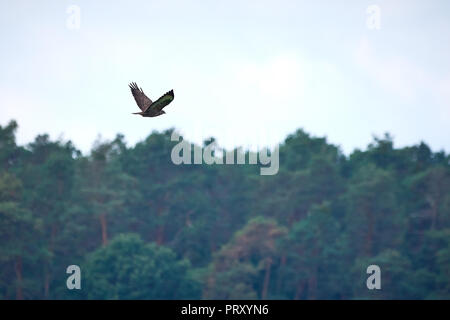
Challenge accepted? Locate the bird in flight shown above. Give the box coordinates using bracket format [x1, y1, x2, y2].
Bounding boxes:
[129, 82, 174, 117]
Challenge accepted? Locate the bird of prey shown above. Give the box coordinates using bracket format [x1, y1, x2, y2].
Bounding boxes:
[129, 82, 174, 117]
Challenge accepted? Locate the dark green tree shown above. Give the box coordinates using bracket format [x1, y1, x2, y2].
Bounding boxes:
[82, 233, 200, 299]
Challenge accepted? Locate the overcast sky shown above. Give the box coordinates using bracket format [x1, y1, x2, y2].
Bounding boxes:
[1, 0, 449, 154]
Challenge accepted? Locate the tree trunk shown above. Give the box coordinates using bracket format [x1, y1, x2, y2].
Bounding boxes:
[275, 254, 286, 295]
[44, 273, 50, 299]
[156, 225, 164, 245]
[307, 246, 318, 300]
[294, 281, 305, 300]
[99, 213, 108, 246]
[307, 274, 317, 300]
[44, 223, 57, 299]
[426, 195, 437, 230]
[261, 257, 272, 299]
[156, 205, 165, 245]
[365, 211, 374, 256]
[14, 256, 23, 300]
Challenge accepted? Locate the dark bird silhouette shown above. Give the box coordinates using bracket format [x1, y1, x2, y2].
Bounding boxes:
[129, 82, 174, 117]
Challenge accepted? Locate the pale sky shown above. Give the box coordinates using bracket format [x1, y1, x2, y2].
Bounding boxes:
[1, 0, 449, 154]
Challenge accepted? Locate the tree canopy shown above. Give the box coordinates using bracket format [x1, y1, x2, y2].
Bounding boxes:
[0, 120, 449, 299]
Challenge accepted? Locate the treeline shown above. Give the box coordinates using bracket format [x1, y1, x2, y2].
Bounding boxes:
[0, 119, 449, 299]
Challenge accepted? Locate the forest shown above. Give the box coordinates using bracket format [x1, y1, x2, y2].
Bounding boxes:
[0, 119, 449, 300]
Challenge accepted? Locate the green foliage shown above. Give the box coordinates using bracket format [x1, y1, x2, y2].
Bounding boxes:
[0, 171, 44, 299]
[81, 234, 200, 299]
[279, 203, 350, 299]
[0, 120, 449, 299]
[204, 217, 286, 299]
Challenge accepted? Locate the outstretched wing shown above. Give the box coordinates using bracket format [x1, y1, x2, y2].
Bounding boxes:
[149, 90, 174, 112]
[129, 82, 152, 111]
